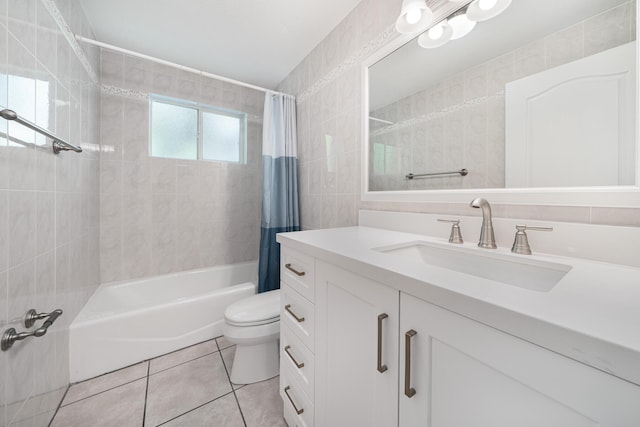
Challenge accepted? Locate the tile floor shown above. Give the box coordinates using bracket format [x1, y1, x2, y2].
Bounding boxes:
[49, 337, 287, 427]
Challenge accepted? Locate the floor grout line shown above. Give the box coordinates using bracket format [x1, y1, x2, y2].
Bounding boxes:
[151, 338, 219, 361]
[141, 361, 151, 427]
[154, 390, 238, 426]
[148, 349, 221, 376]
[233, 389, 248, 427]
[217, 339, 248, 427]
[47, 384, 70, 427]
[67, 359, 150, 387]
[216, 342, 246, 391]
[60, 374, 148, 408]
[51, 337, 254, 427]
[65, 339, 221, 408]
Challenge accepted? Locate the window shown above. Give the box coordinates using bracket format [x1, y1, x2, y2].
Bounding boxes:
[150, 95, 247, 163]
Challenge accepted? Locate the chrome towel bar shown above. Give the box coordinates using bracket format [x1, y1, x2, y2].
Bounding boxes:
[0, 109, 82, 154]
[406, 168, 468, 180]
[1, 309, 63, 351]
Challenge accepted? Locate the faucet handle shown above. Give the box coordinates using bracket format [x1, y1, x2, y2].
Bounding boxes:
[511, 225, 553, 255]
[437, 219, 463, 244]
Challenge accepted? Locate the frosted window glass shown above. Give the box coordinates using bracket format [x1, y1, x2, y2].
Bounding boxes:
[8, 74, 36, 145]
[202, 111, 241, 162]
[372, 142, 385, 175]
[151, 101, 198, 159]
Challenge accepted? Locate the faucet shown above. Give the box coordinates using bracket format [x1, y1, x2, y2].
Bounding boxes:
[470, 198, 497, 249]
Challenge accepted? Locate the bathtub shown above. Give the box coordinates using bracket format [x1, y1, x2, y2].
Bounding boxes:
[69, 261, 257, 382]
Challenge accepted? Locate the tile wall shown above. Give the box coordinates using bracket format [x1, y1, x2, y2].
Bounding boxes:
[277, 0, 640, 230]
[369, 1, 636, 192]
[98, 50, 264, 283]
[0, 1, 101, 426]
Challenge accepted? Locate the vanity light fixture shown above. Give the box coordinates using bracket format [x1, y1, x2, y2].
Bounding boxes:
[418, 20, 453, 48]
[415, 0, 511, 50]
[448, 7, 476, 40]
[466, 0, 512, 22]
[395, 0, 434, 34]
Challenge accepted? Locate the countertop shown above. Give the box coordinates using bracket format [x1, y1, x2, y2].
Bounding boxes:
[277, 226, 640, 386]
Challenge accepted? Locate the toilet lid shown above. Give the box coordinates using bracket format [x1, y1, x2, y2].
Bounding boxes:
[225, 289, 281, 326]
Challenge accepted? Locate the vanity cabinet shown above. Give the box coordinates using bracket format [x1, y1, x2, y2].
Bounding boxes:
[400, 293, 640, 427]
[280, 247, 317, 427]
[315, 260, 399, 427]
[278, 241, 640, 427]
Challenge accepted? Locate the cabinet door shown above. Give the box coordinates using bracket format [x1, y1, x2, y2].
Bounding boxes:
[400, 293, 640, 427]
[315, 261, 399, 427]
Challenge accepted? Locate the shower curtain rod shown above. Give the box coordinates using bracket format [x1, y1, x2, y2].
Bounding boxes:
[75, 35, 288, 97]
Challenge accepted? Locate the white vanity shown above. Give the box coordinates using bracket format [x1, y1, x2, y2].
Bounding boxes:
[277, 217, 640, 427]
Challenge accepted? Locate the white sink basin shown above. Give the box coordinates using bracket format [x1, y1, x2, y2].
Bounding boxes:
[374, 241, 572, 292]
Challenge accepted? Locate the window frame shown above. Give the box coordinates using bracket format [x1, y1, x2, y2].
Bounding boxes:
[149, 94, 248, 164]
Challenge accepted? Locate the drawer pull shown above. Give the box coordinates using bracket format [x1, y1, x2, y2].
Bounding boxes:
[284, 345, 305, 369]
[285, 263, 306, 277]
[377, 313, 388, 373]
[285, 304, 305, 323]
[405, 329, 417, 398]
[284, 386, 304, 415]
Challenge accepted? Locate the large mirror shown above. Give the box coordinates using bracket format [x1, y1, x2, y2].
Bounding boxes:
[366, 0, 638, 202]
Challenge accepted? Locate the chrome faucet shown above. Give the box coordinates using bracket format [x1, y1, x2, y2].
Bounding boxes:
[470, 198, 497, 249]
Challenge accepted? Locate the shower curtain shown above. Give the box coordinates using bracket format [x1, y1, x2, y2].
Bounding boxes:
[258, 92, 300, 293]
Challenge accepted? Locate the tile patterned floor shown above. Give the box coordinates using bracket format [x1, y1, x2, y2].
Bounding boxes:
[50, 337, 287, 427]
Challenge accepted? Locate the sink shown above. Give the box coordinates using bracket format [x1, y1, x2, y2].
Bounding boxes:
[374, 241, 572, 292]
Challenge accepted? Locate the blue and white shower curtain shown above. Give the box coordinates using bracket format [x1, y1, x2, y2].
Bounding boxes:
[258, 92, 300, 293]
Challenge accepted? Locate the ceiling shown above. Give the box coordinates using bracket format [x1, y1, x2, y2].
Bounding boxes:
[79, 0, 362, 89]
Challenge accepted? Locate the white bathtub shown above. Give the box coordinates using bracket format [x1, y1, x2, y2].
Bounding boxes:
[69, 261, 257, 382]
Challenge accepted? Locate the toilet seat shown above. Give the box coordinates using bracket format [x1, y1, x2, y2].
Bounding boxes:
[224, 289, 281, 327]
[223, 320, 280, 345]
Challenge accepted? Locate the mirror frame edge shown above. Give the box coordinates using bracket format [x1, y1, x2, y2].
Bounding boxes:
[361, 3, 640, 208]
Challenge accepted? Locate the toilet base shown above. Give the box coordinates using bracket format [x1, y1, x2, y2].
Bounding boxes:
[229, 339, 280, 385]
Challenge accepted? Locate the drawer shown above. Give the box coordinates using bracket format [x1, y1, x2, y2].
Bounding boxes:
[281, 361, 314, 427]
[281, 247, 315, 302]
[281, 324, 315, 401]
[281, 283, 315, 352]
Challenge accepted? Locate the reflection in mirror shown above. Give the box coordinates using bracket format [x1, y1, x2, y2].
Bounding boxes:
[368, 0, 637, 192]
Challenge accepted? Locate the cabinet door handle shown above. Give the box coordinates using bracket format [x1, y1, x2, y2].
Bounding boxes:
[284, 345, 305, 369]
[284, 386, 304, 415]
[285, 263, 306, 276]
[377, 313, 388, 373]
[404, 329, 417, 398]
[285, 304, 305, 323]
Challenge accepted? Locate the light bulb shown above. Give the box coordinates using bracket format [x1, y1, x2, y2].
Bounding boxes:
[428, 24, 444, 40]
[395, 0, 433, 34]
[467, 0, 511, 21]
[449, 13, 476, 40]
[418, 20, 452, 48]
[479, 0, 497, 10]
[405, 8, 422, 25]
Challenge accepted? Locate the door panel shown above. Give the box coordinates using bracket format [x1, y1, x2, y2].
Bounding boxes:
[400, 292, 640, 427]
[315, 261, 399, 427]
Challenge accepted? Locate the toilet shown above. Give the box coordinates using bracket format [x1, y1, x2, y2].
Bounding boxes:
[222, 289, 281, 384]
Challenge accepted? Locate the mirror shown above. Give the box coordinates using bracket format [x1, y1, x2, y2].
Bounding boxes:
[367, 0, 637, 195]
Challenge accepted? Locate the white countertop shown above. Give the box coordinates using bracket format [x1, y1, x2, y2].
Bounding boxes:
[277, 226, 640, 386]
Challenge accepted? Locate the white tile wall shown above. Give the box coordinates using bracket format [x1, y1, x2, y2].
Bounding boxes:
[277, 0, 640, 230]
[0, 1, 101, 426]
[98, 50, 264, 283]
